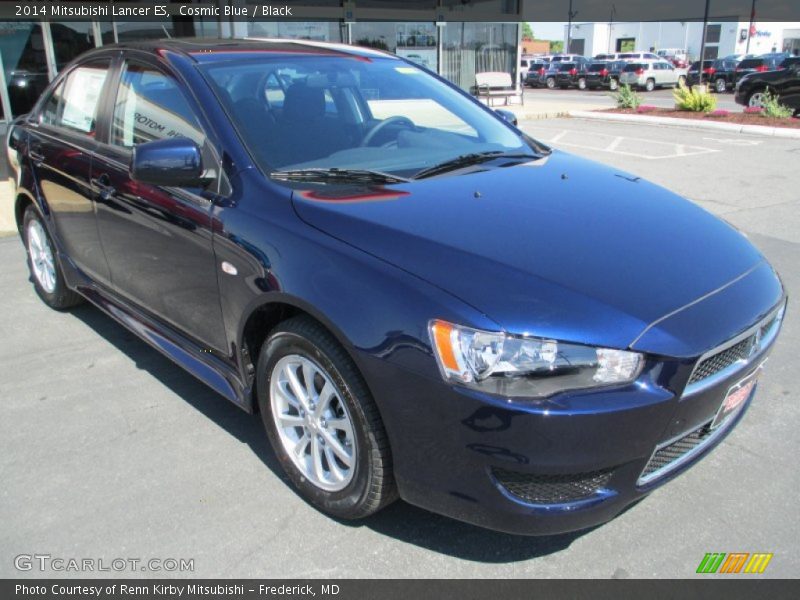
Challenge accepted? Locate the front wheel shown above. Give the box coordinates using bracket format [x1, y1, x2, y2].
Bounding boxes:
[22, 206, 83, 310]
[257, 316, 397, 519]
[748, 90, 767, 108]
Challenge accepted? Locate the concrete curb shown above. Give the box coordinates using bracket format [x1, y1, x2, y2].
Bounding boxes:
[568, 110, 800, 139]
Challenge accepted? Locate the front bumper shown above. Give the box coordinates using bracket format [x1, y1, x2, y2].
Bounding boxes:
[358, 304, 784, 535]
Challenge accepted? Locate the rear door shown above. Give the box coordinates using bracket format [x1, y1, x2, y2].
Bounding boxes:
[26, 58, 114, 283]
[91, 54, 228, 353]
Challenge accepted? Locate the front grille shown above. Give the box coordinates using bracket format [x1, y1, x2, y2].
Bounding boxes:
[493, 467, 613, 504]
[639, 422, 713, 484]
[688, 336, 754, 385]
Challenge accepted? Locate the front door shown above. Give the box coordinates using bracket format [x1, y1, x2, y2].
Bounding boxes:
[92, 57, 227, 354]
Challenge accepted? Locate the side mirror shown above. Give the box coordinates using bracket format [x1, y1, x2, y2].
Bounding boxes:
[130, 137, 205, 188]
[494, 109, 518, 127]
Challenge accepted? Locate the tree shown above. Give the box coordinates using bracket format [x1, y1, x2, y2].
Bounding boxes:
[522, 22, 534, 40]
[550, 40, 564, 53]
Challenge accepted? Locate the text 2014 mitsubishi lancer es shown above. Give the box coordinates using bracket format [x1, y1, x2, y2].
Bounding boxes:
[8, 39, 786, 535]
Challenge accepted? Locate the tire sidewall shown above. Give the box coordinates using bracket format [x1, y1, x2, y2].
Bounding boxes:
[22, 206, 69, 307]
[256, 330, 373, 517]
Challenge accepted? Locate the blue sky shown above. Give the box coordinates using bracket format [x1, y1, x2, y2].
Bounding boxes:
[528, 22, 567, 41]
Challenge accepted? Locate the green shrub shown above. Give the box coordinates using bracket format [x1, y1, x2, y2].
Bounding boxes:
[613, 84, 642, 109]
[673, 82, 717, 112]
[761, 89, 794, 118]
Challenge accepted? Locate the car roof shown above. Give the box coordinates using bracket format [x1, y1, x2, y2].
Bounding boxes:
[85, 37, 397, 64]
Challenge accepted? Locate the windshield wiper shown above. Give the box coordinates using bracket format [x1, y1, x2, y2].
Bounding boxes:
[412, 151, 541, 179]
[271, 168, 410, 184]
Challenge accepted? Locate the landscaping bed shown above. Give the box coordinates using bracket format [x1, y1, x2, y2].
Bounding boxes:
[601, 107, 800, 129]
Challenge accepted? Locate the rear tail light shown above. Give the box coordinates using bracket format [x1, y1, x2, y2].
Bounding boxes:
[539, 67, 545, 75]
[569, 68, 577, 76]
[756, 65, 769, 72]
[635, 68, 644, 75]
[601, 68, 609, 76]
[703, 67, 716, 75]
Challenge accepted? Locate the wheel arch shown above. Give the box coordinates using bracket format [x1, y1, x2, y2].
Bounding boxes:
[14, 189, 38, 235]
[236, 292, 371, 413]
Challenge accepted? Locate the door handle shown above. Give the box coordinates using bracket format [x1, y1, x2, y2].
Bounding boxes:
[29, 148, 45, 164]
[91, 174, 116, 201]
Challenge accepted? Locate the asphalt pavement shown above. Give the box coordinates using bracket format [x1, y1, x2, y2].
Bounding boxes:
[523, 86, 742, 111]
[0, 117, 797, 578]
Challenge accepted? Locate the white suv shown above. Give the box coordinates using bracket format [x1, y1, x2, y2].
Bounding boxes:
[619, 60, 685, 91]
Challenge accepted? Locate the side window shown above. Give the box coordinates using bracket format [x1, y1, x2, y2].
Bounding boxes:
[39, 61, 110, 135]
[112, 61, 205, 149]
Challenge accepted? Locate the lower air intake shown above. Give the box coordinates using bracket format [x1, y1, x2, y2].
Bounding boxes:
[492, 467, 613, 504]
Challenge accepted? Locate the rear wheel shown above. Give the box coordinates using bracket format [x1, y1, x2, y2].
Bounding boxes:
[609, 78, 619, 91]
[257, 316, 397, 519]
[644, 78, 655, 92]
[577, 77, 587, 90]
[714, 78, 727, 93]
[22, 206, 83, 310]
[546, 77, 556, 90]
[677, 74, 686, 87]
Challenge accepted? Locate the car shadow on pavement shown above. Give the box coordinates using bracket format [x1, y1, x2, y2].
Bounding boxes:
[71, 303, 592, 563]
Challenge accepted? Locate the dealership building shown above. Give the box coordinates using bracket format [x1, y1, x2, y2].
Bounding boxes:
[1, 0, 799, 149]
[0, 0, 524, 131]
[565, 20, 800, 60]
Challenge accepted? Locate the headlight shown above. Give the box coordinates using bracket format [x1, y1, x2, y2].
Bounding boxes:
[429, 319, 643, 398]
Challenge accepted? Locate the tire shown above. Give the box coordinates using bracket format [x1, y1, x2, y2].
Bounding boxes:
[577, 77, 587, 90]
[609, 78, 619, 91]
[546, 77, 556, 90]
[748, 89, 767, 108]
[644, 78, 655, 92]
[714, 78, 727, 93]
[22, 206, 83, 310]
[256, 315, 397, 520]
[678, 75, 686, 87]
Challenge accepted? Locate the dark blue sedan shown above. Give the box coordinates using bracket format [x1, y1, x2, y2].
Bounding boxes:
[7, 39, 786, 535]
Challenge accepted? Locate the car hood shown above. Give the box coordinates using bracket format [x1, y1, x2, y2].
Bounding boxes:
[291, 150, 768, 354]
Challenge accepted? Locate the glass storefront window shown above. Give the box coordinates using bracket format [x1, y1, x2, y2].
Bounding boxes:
[441, 22, 518, 91]
[51, 22, 97, 70]
[248, 22, 343, 43]
[352, 22, 438, 71]
[115, 22, 177, 42]
[99, 22, 116, 45]
[0, 22, 50, 117]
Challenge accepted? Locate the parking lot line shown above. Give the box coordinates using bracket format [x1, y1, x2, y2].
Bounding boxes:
[527, 127, 720, 160]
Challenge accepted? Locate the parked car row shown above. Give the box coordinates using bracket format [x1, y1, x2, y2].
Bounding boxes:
[525, 54, 686, 91]
[687, 53, 797, 93]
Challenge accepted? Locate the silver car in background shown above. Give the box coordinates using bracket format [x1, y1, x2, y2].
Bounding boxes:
[619, 60, 687, 91]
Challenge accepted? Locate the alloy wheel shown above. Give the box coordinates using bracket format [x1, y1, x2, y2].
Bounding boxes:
[715, 78, 727, 93]
[748, 91, 766, 107]
[27, 220, 56, 294]
[269, 355, 356, 492]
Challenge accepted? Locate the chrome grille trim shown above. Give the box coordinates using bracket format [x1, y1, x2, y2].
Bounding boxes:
[683, 301, 785, 396]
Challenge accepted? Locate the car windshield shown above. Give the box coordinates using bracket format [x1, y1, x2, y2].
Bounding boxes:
[201, 55, 536, 177]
